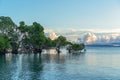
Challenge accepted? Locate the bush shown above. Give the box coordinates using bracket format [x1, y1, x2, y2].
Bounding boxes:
[0, 35, 10, 54]
[72, 43, 85, 51]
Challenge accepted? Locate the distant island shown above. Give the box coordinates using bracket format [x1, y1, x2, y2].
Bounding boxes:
[0, 16, 85, 54]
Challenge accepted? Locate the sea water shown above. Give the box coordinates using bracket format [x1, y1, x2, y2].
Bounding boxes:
[0, 46, 120, 80]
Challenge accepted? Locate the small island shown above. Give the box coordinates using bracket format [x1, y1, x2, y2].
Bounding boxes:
[67, 43, 86, 53]
[0, 16, 85, 54]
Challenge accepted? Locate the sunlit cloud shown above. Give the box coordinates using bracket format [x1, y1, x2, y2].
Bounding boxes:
[82, 32, 120, 45]
[45, 28, 120, 45]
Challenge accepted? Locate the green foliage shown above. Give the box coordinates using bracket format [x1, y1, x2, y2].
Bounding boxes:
[0, 35, 10, 53]
[0, 16, 15, 28]
[44, 36, 73, 48]
[29, 22, 46, 48]
[54, 36, 67, 47]
[44, 37, 52, 48]
[72, 43, 85, 51]
[19, 21, 28, 33]
[0, 16, 16, 36]
[0, 16, 86, 54]
[0, 16, 19, 53]
[65, 41, 72, 45]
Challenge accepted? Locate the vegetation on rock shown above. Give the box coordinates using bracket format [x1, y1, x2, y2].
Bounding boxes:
[71, 43, 85, 51]
[0, 16, 85, 54]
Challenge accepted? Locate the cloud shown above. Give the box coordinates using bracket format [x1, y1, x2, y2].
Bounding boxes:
[44, 29, 59, 40]
[61, 31, 120, 45]
[45, 29, 120, 45]
[82, 32, 97, 44]
[81, 32, 120, 45]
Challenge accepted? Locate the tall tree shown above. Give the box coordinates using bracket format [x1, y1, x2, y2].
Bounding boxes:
[54, 36, 67, 47]
[28, 22, 46, 53]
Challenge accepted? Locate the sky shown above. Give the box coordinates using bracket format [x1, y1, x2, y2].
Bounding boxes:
[1, 0, 120, 32]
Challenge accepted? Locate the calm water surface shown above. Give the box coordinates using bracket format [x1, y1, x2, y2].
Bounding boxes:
[0, 47, 120, 80]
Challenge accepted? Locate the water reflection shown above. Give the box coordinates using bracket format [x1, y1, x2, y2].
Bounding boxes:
[1, 47, 120, 80]
[0, 55, 13, 80]
[0, 54, 44, 80]
[67, 52, 86, 63]
[5, 54, 12, 62]
[0, 51, 87, 80]
[42, 53, 66, 64]
[27, 54, 43, 80]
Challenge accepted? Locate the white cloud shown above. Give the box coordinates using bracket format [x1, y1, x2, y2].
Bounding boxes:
[82, 32, 97, 44]
[45, 28, 120, 45]
[81, 32, 120, 45]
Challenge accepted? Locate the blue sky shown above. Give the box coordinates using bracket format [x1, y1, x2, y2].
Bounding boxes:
[0, 0, 120, 32]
